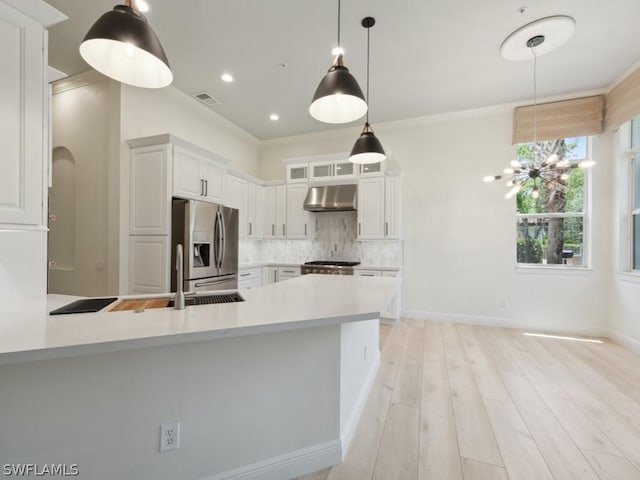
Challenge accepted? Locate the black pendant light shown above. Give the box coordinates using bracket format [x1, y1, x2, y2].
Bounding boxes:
[309, 0, 367, 124]
[80, 0, 173, 89]
[349, 17, 385, 164]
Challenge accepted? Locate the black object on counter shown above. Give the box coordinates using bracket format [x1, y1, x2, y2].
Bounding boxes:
[49, 297, 118, 315]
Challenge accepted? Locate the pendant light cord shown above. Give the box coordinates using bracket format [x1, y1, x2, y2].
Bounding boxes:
[365, 25, 370, 124]
[337, 0, 341, 49]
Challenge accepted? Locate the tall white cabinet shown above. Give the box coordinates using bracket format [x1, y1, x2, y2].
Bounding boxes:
[0, 1, 65, 295]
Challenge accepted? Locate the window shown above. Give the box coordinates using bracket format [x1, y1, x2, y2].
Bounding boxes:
[515, 137, 589, 267]
[630, 117, 640, 270]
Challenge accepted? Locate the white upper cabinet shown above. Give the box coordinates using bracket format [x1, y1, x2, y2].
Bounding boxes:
[357, 175, 402, 240]
[0, 3, 46, 226]
[286, 164, 309, 183]
[226, 175, 248, 239]
[173, 145, 224, 203]
[252, 184, 264, 238]
[276, 185, 287, 238]
[309, 160, 357, 181]
[130, 145, 171, 235]
[264, 184, 287, 239]
[286, 183, 311, 239]
[359, 162, 386, 177]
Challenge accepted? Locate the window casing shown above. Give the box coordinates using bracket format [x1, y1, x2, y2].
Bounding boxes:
[516, 136, 590, 268]
[630, 120, 640, 270]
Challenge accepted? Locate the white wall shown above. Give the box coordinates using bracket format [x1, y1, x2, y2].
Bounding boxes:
[259, 108, 613, 335]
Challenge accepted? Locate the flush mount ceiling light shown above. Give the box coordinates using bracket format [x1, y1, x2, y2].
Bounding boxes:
[500, 15, 575, 61]
[350, 17, 385, 164]
[309, 0, 367, 124]
[79, 0, 172, 89]
[484, 17, 594, 200]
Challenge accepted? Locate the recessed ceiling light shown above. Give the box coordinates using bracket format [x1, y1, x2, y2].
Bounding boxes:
[221, 73, 234, 83]
[136, 0, 150, 13]
[269, 114, 279, 121]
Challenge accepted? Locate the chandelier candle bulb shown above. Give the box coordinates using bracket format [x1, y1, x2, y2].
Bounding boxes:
[510, 159, 522, 167]
[579, 160, 596, 168]
[483, 175, 501, 182]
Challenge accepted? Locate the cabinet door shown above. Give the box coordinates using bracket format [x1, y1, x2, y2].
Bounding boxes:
[286, 184, 310, 238]
[173, 146, 203, 199]
[385, 176, 401, 239]
[130, 145, 171, 235]
[246, 182, 257, 238]
[357, 177, 385, 239]
[359, 162, 385, 177]
[287, 164, 308, 183]
[381, 270, 400, 321]
[309, 161, 333, 181]
[263, 186, 277, 239]
[201, 158, 225, 203]
[226, 175, 247, 239]
[254, 184, 264, 239]
[0, 5, 44, 226]
[263, 266, 278, 284]
[276, 185, 287, 238]
[129, 235, 169, 294]
[334, 161, 357, 179]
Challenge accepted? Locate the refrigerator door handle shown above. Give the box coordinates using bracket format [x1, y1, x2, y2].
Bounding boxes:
[194, 275, 237, 288]
[219, 209, 226, 270]
[213, 210, 221, 271]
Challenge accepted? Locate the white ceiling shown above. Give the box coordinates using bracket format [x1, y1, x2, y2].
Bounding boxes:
[45, 0, 640, 140]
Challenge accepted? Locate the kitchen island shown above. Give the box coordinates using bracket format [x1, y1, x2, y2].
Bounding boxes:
[0, 274, 398, 480]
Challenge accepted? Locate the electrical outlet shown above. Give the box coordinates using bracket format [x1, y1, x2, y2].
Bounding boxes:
[159, 422, 180, 452]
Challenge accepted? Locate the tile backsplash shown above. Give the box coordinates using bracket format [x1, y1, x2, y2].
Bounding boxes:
[239, 211, 403, 267]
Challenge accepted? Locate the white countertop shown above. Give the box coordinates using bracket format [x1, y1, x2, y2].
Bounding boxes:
[0, 275, 399, 365]
[239, 262, 402, 271]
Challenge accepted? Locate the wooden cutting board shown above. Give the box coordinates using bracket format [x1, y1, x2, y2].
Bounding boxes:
[106, 298, 171, 312]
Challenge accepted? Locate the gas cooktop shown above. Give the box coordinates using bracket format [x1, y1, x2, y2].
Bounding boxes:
[304, 261, 361, 267]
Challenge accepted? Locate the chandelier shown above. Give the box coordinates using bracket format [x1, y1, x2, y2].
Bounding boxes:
[484, 17, 594, 199]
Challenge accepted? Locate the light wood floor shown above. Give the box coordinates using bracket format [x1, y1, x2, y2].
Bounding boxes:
[296, 319, 640, 480]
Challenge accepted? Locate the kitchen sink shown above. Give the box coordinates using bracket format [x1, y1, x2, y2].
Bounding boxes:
[80, 293, 245, 313]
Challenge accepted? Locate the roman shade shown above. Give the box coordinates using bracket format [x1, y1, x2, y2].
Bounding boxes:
[512, 95, 604, 144]
[605, 67, 640, 131]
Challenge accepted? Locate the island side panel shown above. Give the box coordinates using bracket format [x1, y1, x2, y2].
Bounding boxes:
[0, 325, 342, 480]
[339, 318, 381, 454]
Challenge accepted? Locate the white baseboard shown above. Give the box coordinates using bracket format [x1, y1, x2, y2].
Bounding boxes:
[609, 329, 640, 355]
[401, 310, 609, 338]
[200, 439, 342, 480]
[340, 350, 381, 458]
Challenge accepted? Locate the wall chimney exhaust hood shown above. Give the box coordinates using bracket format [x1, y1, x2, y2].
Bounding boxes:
[303, 184, 357, 212]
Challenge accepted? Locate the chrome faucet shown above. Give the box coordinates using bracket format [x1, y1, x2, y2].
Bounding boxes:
[174, 243, 185, 310]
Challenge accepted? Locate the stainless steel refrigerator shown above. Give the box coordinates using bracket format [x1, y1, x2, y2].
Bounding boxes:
[171, 198, 239, 292]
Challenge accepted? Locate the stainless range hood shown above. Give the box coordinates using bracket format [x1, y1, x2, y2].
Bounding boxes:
[303, 184, 357, 212]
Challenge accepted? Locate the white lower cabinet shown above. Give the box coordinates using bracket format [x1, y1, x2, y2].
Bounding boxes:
[353, 269, 401, 322]
[263, 266, 279, 285]
[129, 236, 170, 294]
[238, 267, 262, 289]
[278, 266, 301, 281]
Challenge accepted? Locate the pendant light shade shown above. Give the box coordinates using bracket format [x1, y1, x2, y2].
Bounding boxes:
[80, 3, 173, 89]
[309, 0, 367, 124]
[349, 17, 385, 164]
[309, 54, 367, 124]
[350, 123, 385, 164]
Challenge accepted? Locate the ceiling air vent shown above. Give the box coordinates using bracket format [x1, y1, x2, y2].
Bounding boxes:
[192, 92, 221, 107]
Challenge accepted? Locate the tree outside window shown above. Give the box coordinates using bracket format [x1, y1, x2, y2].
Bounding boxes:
[515, 137, 588, 266]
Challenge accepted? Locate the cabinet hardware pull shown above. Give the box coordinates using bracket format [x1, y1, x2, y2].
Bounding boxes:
[272, 224, 275, 236]
[249, 223, 252, 235]
[282, 270, 294, 273]
[385, 222, 388, 236]
[200, 179, 204, 196]
[358, 223, 361, 235]
[205, 180, 208, 196]
[283, 224, 285, 236]
[274, 270, 277, 282]
[361, 273, 376, 276]
[304, 223, 307, 236]
[240, 273, 250, 277]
